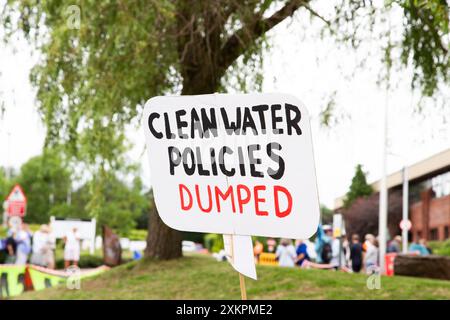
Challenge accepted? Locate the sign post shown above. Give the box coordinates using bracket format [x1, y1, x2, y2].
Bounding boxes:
[227, 234, 248, 300]
[223, 234, 255, 298]
[143, 93, 320, 298]
[333, 213, 345, 269]
[379, 92, 389, 275]
[239, 272, 247, 300]
[402, 166, 409, 254]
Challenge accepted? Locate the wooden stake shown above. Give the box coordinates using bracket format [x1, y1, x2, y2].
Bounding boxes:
[239, 273, 247, 300]
[230, 234, 248, 300]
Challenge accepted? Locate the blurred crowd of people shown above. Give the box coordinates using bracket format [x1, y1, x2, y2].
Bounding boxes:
[1, 223, 81, 269]
[254, 224, 433, 274]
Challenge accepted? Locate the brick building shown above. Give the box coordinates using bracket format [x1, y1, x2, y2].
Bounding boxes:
[335, 148, 450, 241]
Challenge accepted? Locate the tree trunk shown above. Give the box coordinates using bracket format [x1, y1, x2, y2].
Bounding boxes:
[145, 207, 183, 260]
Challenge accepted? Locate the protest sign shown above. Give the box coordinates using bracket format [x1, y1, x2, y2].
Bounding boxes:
[143, 93, 320, 239]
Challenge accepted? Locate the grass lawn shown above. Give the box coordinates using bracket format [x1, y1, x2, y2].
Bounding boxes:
[16, 254, 450, 300]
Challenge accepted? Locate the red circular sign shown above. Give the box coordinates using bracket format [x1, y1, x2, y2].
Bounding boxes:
[399, 219, 412, 231]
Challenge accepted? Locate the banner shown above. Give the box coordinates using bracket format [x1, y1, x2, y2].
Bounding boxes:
[0, 264, 109, 298]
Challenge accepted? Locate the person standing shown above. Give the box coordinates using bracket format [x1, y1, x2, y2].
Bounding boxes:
[295, 239, 310, 267]
[387, 235, 402, 253]
[31, 224, 47, 266]
[276, 239, 297, 267]
[364, 234, 379, 273]
[349, 234, 363, 273]
[330, 235, 345, 270]
[64, 227, 81, 268]
[5, 232, 17, 264]
[31, 224, 55, 268]
[342, 237, 350, 266]
[266, 238, 276, 253]
[253, 240, 263, 263]
[45, 226, 56, 269]
[315, 225, 333, 264]
[15, 224, 32, 265]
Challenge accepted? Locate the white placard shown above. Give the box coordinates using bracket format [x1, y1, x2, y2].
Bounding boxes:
[223, 234, 257, 280]
[50, 216, 96, 253]
[143, 93, 320, 239]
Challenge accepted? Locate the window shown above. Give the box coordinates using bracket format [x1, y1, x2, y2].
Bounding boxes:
[445, 226, 449, 240]
[430, 228, 438, 241]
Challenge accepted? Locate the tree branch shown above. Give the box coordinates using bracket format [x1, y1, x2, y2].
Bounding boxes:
[219, 0, 309, 73]
[304, 4, 330, 26]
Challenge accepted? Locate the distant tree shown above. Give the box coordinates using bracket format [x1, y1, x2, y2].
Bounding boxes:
[344, 164, 373, 208]
[48, 183, 91, 220]
[0, 167, 17, 203]
[16, 150, 72, 224]
[320, 204, 334, 225]
[0, 168, 10, 202]
[48, 202, 84, 220]
[49, 174, 149, 236]
[135, 190, 154, 230]
[344, 191, 402, 240]
[90, 175, 148, 236]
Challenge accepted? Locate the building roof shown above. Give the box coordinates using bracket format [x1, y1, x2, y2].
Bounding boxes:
[334, 148, 450, 209]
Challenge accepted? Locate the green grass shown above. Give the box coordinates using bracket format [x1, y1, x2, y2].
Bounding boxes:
[16, 254, 450, 300]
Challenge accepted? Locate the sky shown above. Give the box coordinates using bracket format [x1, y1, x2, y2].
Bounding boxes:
[0, 5, 449, 209]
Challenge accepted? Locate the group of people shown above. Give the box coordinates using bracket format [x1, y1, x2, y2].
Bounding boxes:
[253, 238, 315, 268]
[268, 226, 381, 274]
[1, 223, 82, 269]
[255, 224, 433, 274]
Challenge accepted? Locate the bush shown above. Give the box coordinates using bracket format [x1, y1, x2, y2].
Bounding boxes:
[429, 240, 450, 257]
[0, 226, 6, 238]
[55, 253, 105, 269]
[128, 229, 147, 241]
[204, 234, 224, 253]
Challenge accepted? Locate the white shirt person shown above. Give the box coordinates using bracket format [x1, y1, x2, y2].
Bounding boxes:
[64, 227, 81, 268]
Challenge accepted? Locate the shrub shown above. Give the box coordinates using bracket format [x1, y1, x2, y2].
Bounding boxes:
[55, 253, 104, 269]
[204, 234, 224, 253]
[429, 240, 450, 257]
[128, 229, 147, 241]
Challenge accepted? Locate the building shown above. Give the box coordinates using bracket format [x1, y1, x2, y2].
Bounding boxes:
[334, 148, 450, 241]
